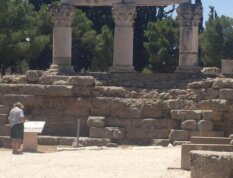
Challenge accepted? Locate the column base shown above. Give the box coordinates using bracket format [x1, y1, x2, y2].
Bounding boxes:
[46, 65, 76, 75]
[109, 65, 135, 73]
[175, 66, 202, 73]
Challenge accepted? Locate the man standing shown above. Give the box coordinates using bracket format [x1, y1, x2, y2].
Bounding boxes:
[8, 102, 26, 154]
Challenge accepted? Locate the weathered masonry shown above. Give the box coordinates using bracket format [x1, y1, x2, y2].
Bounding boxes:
[48, 0, 202, 74]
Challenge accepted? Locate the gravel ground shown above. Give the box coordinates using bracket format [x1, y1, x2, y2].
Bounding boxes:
[0, 145, 189, 178]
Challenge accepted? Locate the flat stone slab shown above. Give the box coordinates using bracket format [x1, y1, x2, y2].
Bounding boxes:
[191, 136, 231, 145]
[181, 144, 233, 170]
[190, 151, 233, 178]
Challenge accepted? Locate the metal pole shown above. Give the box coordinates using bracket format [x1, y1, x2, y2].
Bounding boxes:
[76, 119, 80, 147]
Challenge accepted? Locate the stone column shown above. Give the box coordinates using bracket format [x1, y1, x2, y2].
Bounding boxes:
[110, 3, 137, 72]
[176, 2, 202, 73]
[49, 4, 76, 74]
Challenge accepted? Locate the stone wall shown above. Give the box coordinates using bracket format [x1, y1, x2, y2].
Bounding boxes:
[1, 71, 233, 144]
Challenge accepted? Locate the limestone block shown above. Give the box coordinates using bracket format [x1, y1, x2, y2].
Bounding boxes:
[26, 70, 42, 83]
[170, 110, 186, 120]
[190, 131, 224, 138]
[211, 99, 229, 111]
[90, 127, 125, 139]
[73, 86, 92, 97]
[201, 67, 220, 77]
[196, 88, 219, 100]
[197, 100, 212, 110]
[0, 114, 8, 125]
[38, 136, 61, 145]
[191, 136, 231, 145]
[220, 89, 233, 100]
[169, 129, 189, 142]
[230, 134, 233, 140]
[43, 85, 73, 96]
[187, 81, 203, 89]
[39, 75, 69, 85]
[212, 79, 228, 89]
[87, 116, 106, 127]
[190, 151, 233, 178]
[197, 120, 214, 131]
[171, 110, 201, 120]
[127, 128, 169, 139]
[141, 101, 164, 118]
[151, 139, 170, 147]
[181, 144, 233, 170]
[1, 75, 27, 84]
[92, 86, 130, 98]
[181, 120, 196, 130]
[109, 98, 142, 119]
[2, 136, 12, 148]
[202, 110, 222, 121]
[142, 119, 179, 129]
[78, 137, 111, 147]
[68, 76, 95, 86]
[172, 141, 190, 146]
[91, 97, 111, 116]
[3, 94, 35, 108]
[0, 137, 2, 147]
[60, 137, 75, 146]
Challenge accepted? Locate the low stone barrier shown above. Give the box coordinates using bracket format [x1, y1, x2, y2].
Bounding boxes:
[181, 144, 233, 170]
[190, 150, 233, 178]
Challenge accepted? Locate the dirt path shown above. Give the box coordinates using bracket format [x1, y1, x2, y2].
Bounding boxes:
[0, 146, 189, 178]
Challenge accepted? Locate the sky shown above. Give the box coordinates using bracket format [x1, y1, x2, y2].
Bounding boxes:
[201, 0, 233, 22]
[169, 0, 233, 23]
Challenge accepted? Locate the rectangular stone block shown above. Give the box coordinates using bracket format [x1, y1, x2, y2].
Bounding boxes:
[169, 129, 189, 142]
[190, 151, 233, 178]
[0, 125, 10, 136]
[191, 136, 231, 145]
[90, 127, 125, 139]
[3, 94, 35, 108]
[38, 136, 61, 145]
[126, 128, 170, 139]
[211, 99, 229, 111]
[181, 144, 233, 170]
[0, 114, 8, 125]
[170, 110, 201, 120]
[43, 85, 73, 96]
[87, 116, 106, 127]
[220, 89, 233, 100]
[202, 110, 222, 121]
[189, 131, 224, 138]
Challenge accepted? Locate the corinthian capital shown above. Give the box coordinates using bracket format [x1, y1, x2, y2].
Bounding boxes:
[177, 3, 202, 27]
[49, 4, 76, 27]
[112, 3, 137, 27]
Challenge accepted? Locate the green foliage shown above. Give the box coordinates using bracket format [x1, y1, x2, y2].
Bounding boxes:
[144, 18, 179, 73]
[72, 9, 97, 72]
[91, 26, 113, 72]
[199, 14, 233, 67]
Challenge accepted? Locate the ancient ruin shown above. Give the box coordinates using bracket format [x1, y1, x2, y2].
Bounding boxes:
[1, 0, 233, 177]
[48, 0, 202, 74]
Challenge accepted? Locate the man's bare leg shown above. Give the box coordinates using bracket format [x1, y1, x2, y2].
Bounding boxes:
[12, 139, 17, 154]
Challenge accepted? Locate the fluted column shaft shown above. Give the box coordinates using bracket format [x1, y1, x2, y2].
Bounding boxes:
[49, 4, 76, 74]
[110, 3, 137, 72]
[176, 2, 202, 73]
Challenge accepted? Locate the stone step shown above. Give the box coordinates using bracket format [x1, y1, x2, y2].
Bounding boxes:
[191, 136, 231, 145]
[0, 105, 10, 114]
[0, 135, 112, 148]
[0, 125, 10, 136]
[170, 110, 221, 121]
[190, 151, 233, 178]
[169, 129, 224, 142]
[181, 144, 233, 170]
[0, 114, 8, 125]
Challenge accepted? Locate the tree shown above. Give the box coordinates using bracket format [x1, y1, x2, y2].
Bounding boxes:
[134, 6, 175, 72]
[91, 25, 113, 71]
[72, 9, 97, 72]
[144, 18, 179, 73]
[199, 7, 233, 67]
